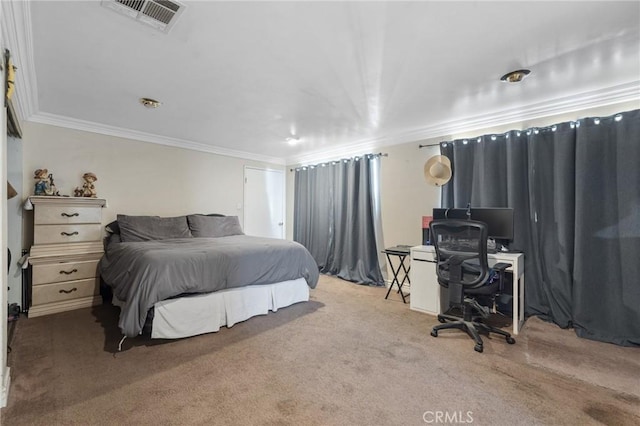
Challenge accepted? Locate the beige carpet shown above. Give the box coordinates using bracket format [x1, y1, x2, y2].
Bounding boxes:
[2, 275, 639, 425]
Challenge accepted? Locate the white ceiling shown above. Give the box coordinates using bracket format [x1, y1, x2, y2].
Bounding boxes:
[5, 1, 640, 164]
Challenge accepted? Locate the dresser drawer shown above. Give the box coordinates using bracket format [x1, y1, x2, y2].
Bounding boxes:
[35, 205, 102, 225]
[32, 278, 99, 306]
[34, 224, 102, 245]
[32, 259, 100, 285]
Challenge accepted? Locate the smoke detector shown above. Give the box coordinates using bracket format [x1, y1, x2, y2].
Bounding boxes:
[102, 0, 186, 33]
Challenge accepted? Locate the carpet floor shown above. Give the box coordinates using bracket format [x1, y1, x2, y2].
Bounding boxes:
[2, 274, 639, 425]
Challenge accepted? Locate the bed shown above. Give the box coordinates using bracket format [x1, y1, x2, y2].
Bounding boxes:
[98, 214, 319, 340]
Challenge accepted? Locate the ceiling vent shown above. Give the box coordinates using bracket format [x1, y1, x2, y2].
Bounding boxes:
[101, 0, 185, 33]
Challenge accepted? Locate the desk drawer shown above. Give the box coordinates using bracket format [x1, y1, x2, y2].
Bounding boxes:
[411, 250, 436, 262]
[34, 224, 102, 245]
[35, 205, 102, 225]
[32, 278, 98, 305]
[32, 259, 99, 285]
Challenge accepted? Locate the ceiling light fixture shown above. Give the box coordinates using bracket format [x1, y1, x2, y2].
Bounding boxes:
[140, 97, 161, 108]
[286, 136, 301, 145]
[500, 69, 531, 83]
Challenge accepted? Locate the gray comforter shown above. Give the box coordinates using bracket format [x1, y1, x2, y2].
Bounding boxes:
[99, 235, 319, 337]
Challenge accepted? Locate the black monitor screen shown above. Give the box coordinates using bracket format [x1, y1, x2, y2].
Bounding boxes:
[470, 208, 514, 241]
[432, 208, 469, 220]
[432, 207, 514, 241]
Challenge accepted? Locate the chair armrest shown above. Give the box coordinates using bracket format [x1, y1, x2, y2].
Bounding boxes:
[492, 262, 512, 272]
[491, 262, 512, 293]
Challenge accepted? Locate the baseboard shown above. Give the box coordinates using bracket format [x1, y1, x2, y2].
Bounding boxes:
[28, 296, 101, 318]
[1, 367, 11, 408]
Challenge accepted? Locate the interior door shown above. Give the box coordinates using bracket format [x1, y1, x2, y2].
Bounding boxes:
[243, 167, 285, 239]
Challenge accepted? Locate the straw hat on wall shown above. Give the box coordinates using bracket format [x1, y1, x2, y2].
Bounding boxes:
[424, 155, 452, 186]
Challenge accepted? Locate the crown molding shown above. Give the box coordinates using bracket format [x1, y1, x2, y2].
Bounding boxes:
[1, 0, 38, 121]
[29, 112, 286, 165]
[5, 0, 638, 167]
[3, 0, 284, 165]
[287, 80, 640, 166]
[30, 79, 638, 167]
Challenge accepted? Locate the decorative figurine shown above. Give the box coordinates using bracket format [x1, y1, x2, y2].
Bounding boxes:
[34, 169, 61, 196]
[75, 172, 98, 198]
[45, 173, 60, 196]
[34, 169, 49, 195]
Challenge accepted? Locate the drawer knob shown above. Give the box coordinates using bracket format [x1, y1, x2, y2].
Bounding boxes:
[59, 268, 78, 275]
[61, 212, 80, 217]
[60, 231, 79, 236]
[59, 287, 77, 294]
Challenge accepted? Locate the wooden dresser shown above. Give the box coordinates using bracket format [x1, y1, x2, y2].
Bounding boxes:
[27, 196, 107, 317]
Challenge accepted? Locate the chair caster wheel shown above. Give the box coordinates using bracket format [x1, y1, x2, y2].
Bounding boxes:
[430, 330, 438, 337]
[506, 336, 516, 344]
[474, 344, 483, 353]
[437, 317, 446, 323]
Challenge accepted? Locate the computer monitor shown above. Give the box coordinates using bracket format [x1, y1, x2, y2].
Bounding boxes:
[432, 208, 469, 220]
[432, 207, 514, 242]
[469, 208, 514, 241]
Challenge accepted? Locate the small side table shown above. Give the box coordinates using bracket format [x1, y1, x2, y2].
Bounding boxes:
[382, 245, 411, 303]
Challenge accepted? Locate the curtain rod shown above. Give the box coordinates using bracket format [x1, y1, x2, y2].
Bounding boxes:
[428, 110, 633, 147]
[290, 152, 388, 172]
[418, 142, 442, 148]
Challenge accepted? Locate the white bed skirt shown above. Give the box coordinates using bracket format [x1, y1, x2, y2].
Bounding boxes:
[115, 278, 310, 339]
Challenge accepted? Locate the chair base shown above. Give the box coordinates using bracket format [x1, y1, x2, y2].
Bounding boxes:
[430, 315, 516, 353]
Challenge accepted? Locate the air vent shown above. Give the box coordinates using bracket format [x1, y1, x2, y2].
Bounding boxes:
[102, 0, 185, 33]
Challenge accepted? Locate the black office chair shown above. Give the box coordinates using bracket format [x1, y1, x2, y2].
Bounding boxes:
[429, 219, 516, 353]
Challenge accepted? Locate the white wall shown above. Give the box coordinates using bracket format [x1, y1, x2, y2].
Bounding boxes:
[378, 141, 441, 248]
[21, 122, 284, 247]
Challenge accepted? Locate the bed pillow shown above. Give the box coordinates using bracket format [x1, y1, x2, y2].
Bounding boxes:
[104, 233, 122, 250]
[187, 215, 244, 238]
[105, 220, 120, 234]
[117, 215, 192, 242]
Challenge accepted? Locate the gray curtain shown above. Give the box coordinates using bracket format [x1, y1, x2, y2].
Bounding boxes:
[294, 155, 384, 286]
[441, 109, 640, 346]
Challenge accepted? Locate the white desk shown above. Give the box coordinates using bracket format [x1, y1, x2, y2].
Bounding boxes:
[409, 245, 525, 335]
